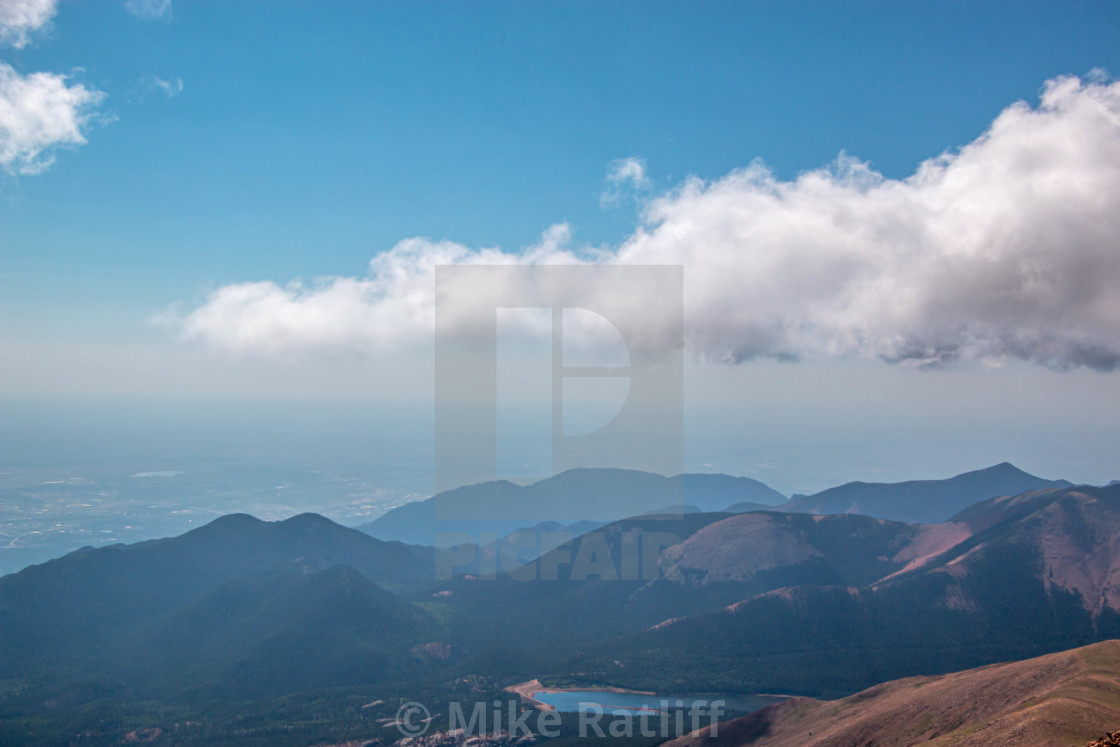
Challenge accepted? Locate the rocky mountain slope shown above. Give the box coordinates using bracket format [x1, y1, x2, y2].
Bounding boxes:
[568, 484, 1120, 695]
[663, 639, 1120, 747]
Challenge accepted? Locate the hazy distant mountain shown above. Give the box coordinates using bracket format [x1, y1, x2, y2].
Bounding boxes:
[724, 500, 784, 513]
[359, 468, 786, 545]
[779, 462, 1069, 523]
[674, 473, 787, 508]
[665, 639, 1120, 747]
[0, 513, 442, 697]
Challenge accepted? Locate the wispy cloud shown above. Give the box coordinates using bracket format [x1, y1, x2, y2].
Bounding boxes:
[124, 0, 171, 22]
[599, 156, 651, 207]
[142, 74, 183, 98]
[0, 0, 57, 48]
[160, 74, 1120, 372]
[0, 62, 106, 175]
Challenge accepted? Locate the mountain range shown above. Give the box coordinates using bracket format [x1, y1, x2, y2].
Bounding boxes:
[359, 463, 1073, 551]
[358, 468, 786, 546]
[412, 482, 1120, 697]
[2, 466, 1118, 745]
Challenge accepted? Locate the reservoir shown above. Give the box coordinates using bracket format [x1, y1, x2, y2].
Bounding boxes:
[532, 690, 785, 715]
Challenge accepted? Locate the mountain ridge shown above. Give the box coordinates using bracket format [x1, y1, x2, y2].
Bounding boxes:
[359, 468, 787, 546]
[779, 462, 1070, 523]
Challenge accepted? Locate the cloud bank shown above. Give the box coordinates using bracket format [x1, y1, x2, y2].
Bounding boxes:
[0, 62, 106, 174]
[157, 224, 586, 356]
[161, 74, 1120, 371]
[0, 0, 56, 48]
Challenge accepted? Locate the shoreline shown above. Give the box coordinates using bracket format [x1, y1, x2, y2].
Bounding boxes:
[505, 681, 795, 714]
[504, 680, 657, 711]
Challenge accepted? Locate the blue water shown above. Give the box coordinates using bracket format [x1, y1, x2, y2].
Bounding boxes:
[533, 690, 784, 715]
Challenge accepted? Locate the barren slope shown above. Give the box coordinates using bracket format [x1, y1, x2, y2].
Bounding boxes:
[665, 640, 1120, 747]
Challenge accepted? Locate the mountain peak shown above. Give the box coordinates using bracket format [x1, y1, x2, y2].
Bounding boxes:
[209, 512, 263, 525]
[976, 461, 1024, 475]
[537, 467, 663, 485]
[280, 512, 338, 529]
[191, 513, 266, 536]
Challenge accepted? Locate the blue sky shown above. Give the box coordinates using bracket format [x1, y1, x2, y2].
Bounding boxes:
[5, 1, 1120, 322]
[2, 1, 1120, 491]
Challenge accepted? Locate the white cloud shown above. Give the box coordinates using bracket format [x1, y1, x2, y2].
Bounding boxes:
[161, 74, 1120, 371]
[143, 74, 183, 98]
[124, 0, 171, 22]
[0, 0, 56, 48]
[619, 74, 1120, 370]
[154, 225, 588, 357]
[600, 156, 651, 207]
[0, 62, 106, 175]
